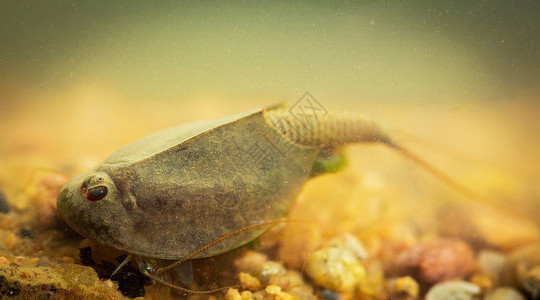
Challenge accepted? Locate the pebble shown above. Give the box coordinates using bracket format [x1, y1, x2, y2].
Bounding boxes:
[356, 261, 386, 299]
[387, 276, 419, 299]
[227, 285, 296, 300]
[258, 261, 287, 285]
[524, 265, 540, 298]
[320, 289, 340, 300]
[392, 239, 476, 283]
[238, 272, 261, 291]
[225, 288, 242, 300]
[13, 256, 26, 265]
[477, 250, 510, 285]
[305, 234, 367, 292]
[484, 287, 525, 300]
[329, 233, 368, 260]
[425, 281, 481, 300]
[234, 250, 268, 273]
[509, 243, 540, 298]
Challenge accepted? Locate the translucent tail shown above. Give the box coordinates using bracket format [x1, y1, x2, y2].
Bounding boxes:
[264, 108, 499, 209]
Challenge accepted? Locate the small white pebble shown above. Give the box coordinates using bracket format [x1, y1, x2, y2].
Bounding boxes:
[425, 281, 481, 300]
[103, 279, 116, 289]
[485, 287, 525, 300]
[13, 256, 26, 265]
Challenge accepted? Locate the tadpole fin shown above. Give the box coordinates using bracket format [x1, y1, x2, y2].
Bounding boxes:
[383, 138, 535, 221]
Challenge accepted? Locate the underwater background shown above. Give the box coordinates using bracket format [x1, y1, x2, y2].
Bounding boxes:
[0, 1, 539, 299]
[1, 0, 539, 167]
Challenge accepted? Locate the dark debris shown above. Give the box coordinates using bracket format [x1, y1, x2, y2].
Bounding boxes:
[0, 189, 10, 214]
[78, 246, 151, 298]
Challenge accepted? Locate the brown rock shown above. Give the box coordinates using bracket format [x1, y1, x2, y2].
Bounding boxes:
[391, 239, 476, 283]
[0, 261, 126, 299]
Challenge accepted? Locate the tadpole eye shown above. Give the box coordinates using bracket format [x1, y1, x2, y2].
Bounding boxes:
[86, 186, 108, 201]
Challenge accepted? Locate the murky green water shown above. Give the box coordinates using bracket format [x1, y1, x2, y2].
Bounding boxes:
[1, 1, 538, 104]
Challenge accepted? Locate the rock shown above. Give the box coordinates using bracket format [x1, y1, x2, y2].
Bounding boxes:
[227, 285, 296, 300]
[386, 276, 419, 299]
[264, 285, 295, 299]
[391, 239, 476, 283]
[484, 287, 525, 300]
[477, 250, 511, 286]
[469, 273, 494, 290]
[225, 288, 242, 300]
[509, 243, 540, 298]
[523, 265, 540, 298]
[305, 234, 367, 292]
[329, 233, 368, 261]
[320, 289, 340, 300]
[425, 281, 481, 300]
[257, 261, 287, 285]
[0, 261, 126, 299]
[233, 252, 316, 298]
[356, 261, 386, 300]
[234, 250, 268, 274]
[239, 272, 262, 291]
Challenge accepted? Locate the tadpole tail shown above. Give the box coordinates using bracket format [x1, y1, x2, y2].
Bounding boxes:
[266, 107, 532, 220]
[382, 138, 479, 200]
[266, 108, 478, 199]
[382, 138, 536, 221]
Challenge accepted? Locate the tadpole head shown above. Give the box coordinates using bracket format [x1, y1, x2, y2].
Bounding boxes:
[56, 171, 130, 248]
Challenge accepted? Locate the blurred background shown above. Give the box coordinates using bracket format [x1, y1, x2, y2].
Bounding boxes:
[0, 1, 538, 216]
